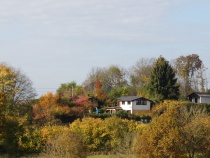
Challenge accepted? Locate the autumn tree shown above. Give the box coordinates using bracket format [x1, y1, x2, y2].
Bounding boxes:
[73, 95, 93, 114]
[83, 67, 107, 95]
[106, 65, 128, 88]
[0, 63, 36, 116]
[70, 116, 142, 153]
[41, 128, 86, 158]
[129, 58, 155, 95]
[32, 92, 66, 124]
[56, 81, 84, 107]
[148, 56, 179, 102]
[134, 101, 210, 158]
[38, 92, 59, 116]
[0, 69, 17, 155]
[175, 54, 206, 97]
[0, 63, 38, 156]
[0, 64, 16, 110]
[92, 78, 107, 109]
[83, 65, 128, 95]
[13, 69, 37, 104]
[93, 78, 105, 100]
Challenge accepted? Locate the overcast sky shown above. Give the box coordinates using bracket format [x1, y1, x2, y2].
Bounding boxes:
[0, 0, 210, 97]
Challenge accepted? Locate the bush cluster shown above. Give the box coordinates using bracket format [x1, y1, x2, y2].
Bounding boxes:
[134, 100, 210, 158]
[86, 110, 151, 123]
[1, 101, 209, 157]
[70, 116, 144, 154]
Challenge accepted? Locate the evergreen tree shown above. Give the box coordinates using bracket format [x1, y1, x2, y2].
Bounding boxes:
[149, 56, 179, 102]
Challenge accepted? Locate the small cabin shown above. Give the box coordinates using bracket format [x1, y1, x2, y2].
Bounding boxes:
[188, 92, 210, 103]
[117, 96, 153, 114]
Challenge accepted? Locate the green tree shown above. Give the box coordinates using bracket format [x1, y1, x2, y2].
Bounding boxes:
[107, 87, 128, 106]
[148, 56, 179, 102]
[56, 81, 84, 98]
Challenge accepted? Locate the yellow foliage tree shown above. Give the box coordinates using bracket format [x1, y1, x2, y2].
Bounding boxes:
[70, 117, 106, 152]
[0, 64, 16, 108]
[0, 63, 36, 116]
[70, 116, 143, 153]
[134, 100, 210, 158]
[0, 63, 37, 156]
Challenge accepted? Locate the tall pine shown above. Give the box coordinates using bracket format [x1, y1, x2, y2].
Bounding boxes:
[149, 56, 179, 102]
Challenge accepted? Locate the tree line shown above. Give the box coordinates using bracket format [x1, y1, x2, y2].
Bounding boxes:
[0, 54, 209, 157]
[81, 54, 207, 103]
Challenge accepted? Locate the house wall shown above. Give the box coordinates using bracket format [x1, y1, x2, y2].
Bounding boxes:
[119, 100, 151, 114]
[132, 100, 151, 111]
[200, 96, 210, 103]
[191, 97, 200, 103]
[191, 97, 210, 103]
[120, 101, 132, 113]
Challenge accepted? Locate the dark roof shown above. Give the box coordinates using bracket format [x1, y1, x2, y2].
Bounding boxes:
[118, 96, 146, 101]
[188, 92, 210, 97]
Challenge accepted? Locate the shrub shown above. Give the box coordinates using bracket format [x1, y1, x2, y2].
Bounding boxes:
[41, 131, 86, 158]
[70, 117, 107, 152]
[86, 113, 111, 119]
[70, 116, 143, 154]
[17, 126, 42, 154]
[1, 116, 42, 157]
[114, 110, 129, 119]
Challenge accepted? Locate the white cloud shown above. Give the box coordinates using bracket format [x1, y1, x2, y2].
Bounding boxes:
[0, 0, 185, 42]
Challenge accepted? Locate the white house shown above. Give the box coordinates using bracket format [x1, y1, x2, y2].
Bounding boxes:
[188, 92, 210, 103]
[117, 96, 153, 114]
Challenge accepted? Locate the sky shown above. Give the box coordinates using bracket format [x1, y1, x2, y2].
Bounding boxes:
[0, 0, 210, 97]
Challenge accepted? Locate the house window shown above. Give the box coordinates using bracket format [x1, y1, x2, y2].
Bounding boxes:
[122, 101, 125, 105]
[136, 99, 141, 105]
[136, 99, 147, 105]
[141, 99, 147, 105]
[127, 101, 131, 105]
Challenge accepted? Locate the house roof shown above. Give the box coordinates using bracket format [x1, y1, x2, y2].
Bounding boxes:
[188, 92, 210, 97]
[117, 96, 152, 101]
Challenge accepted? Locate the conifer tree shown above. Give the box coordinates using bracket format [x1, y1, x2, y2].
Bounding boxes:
[149, 56, 179, 102]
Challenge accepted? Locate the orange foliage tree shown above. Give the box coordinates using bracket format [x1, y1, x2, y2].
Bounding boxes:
[33, 92, 70, 121]
[92, 78, 106, 109]
[94, 78, 106, 100]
